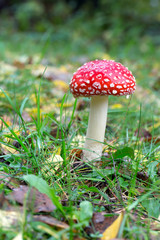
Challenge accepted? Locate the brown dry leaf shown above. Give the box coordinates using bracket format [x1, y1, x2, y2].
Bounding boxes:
[144, 137, 160, 144]
[33, 215, 69, 229]
[13, 60, 25, 69]
[136, 171, 149, 182]
[7, 185, 56, 213]
[91, 212, 117, 234]
[134, 128, 160, 144]
[134, 128, 152, 140]
[32, 65, 71, 83]
[101, 212, 124, 240]
[76, 99, 86, 111]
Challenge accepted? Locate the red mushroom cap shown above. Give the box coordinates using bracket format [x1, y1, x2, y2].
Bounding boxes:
[70, 60, 136, 97]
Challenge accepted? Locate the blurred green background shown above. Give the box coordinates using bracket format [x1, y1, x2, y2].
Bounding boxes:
[0, 0, 160, 93]
[0, 0, 160, 77]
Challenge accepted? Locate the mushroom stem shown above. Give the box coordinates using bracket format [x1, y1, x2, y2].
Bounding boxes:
[82, 95, 108, 163]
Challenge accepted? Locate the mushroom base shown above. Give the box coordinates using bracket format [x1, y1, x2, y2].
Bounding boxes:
[82, 141, 103, 163]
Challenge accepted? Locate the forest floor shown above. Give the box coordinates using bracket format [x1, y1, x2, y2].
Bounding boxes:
[0, 17, 160, 240]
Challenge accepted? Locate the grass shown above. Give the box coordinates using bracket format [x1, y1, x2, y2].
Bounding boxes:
[0, 15, 160, 240]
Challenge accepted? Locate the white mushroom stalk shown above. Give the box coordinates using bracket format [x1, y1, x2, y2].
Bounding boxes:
[82, 95, 108, 162]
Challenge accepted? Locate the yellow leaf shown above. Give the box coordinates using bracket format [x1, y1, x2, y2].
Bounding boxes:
[37, 224, 59, 238]
[148, 122, 160, 132]
[53, 80, 69, 92]
[42, 154, 63, 176]
[0, 143, 19, 155]
[111, 103, 123, 109]
[55, 102, 73, 108]
[59, 65, 68, 72]
[25, 107, 42, 119]
[55, 147, 61, 155]
[101, 212, 124, 240]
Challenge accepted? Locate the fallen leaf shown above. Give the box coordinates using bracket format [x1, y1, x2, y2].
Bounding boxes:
[137, 171, 149, 182]
[6, 185, 56, 213]
[0, 143, 19, 155]
[76, 99, 86, 111]
[101, 212, 124, 240]
[134, 128, 152, 139]
[13, 60, 25, 69]
[0, 209, 22, 230]
[33, 215, 69, 228]
[148, 122, 160, 132]
[12, 232, 23, 240]
[53, 80, 69, 92]
[32, 65, 71, 83]
[41, 154, 63, 176]
[111, 104, 123, 109]
[0, 61, 17, 75]
[91, 212, 117, 234]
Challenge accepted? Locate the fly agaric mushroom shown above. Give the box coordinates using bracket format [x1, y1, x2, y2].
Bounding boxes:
[70, 60, 136, 163]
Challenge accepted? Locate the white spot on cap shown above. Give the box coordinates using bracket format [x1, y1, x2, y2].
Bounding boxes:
[79, 88, 86, 93]
[85, 80, 90, 84]
[92, 82, 101, 89]
[102, 90, 107, 93]
[110, 83, 115, 87]
[96, 74, 102, 79]
[116, 85, 122, 89]
[104, 85, 108, 88]
[89, 71, 94, 77]
[90, 90, 95, 94]
[112, 90, 117, 94]
[76, 75, 82, 78]
[104, 78, 110, 82]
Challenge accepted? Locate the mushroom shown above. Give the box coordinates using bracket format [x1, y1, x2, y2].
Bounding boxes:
[70, 60, 136, 163]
